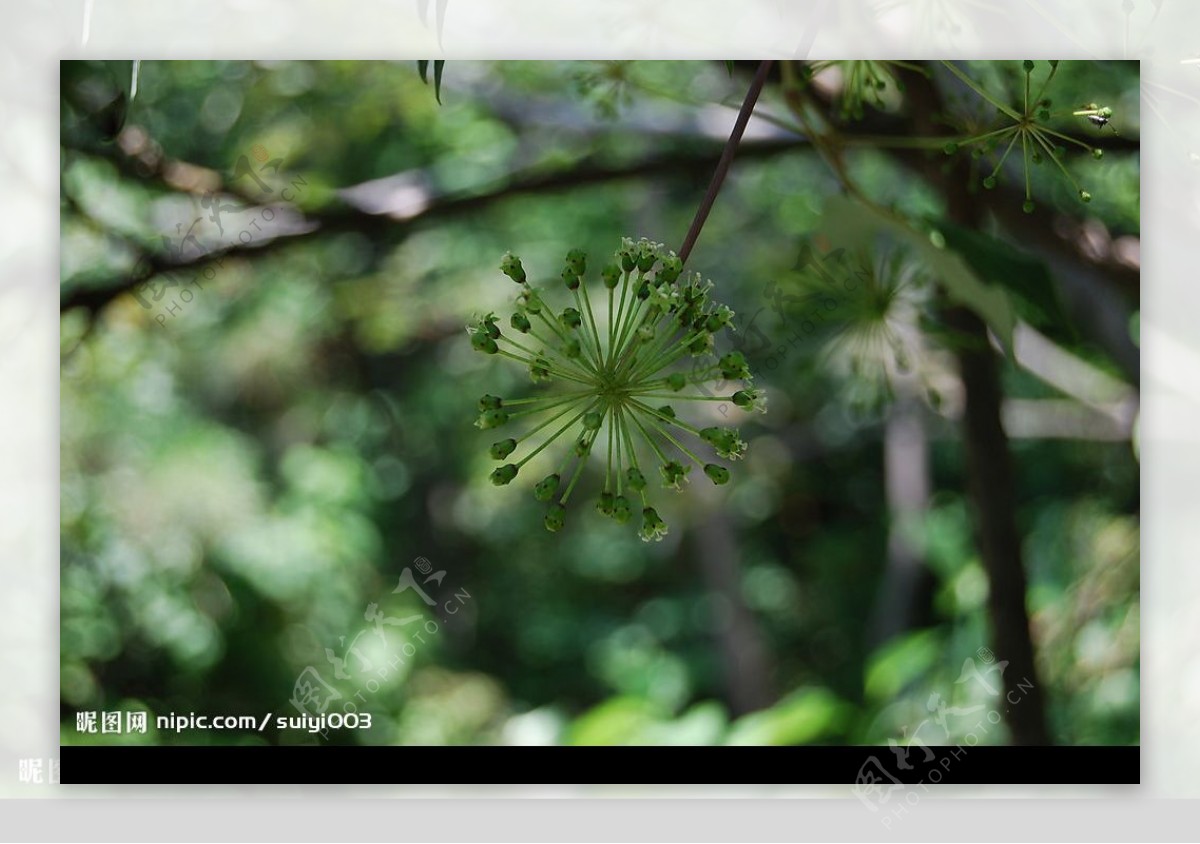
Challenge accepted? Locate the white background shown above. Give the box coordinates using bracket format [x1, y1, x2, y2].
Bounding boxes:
[0, 0, 1195, 839]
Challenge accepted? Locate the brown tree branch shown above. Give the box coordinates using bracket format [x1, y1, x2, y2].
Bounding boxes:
[60, 137, 799, 316]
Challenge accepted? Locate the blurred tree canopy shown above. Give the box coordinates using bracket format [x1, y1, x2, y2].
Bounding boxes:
[60, 60, 1138, 749]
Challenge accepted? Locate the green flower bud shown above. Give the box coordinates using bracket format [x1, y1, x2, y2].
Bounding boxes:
[706, 305, 734, 332]
[626, 467, 646, 491]
[649, 283, 678, 312]
[475, 408, 509, 429]
[562, 266, 581, 290]
[521, 288, 543, 315]
[983, 176, 997, 190]
[478, 394, 503, 411]
[943, 141, 959, 155]
[637, 323, 655, 342]
[471, 333, 499, 354]
[732, 389, 768, 413]
[1023, 200, 1036, 214]
[660, 460, 691, 490]
[573, 434, 592, 457]
[700, 426, 747, 460]
[1079, 190, 1092, 203]
[544, 503, 566, 532]
[667, 373, 687, 392]
[565, 248, 586, 277]
[639, 507, 668, 542]
[530, 357, 552, 382]
[489, 438, 517, 460]
[635, 242, 658, 273]
[688, 333, 713, 356]
[1092, 148, 1104, 160]
[500, 252, 526, 284]
[490, 463, 519, 486]
[561, 307, 582, 329]
[636, 279, 652, 300]
[583, 411, 603, 431]
[704, 463, 730, 485]
[534, 473, 561, 502]
[657, 405, 675, 419]
[596, 491, 614, 516]
[658, 254, 682, 284]
[510, 312, 532, 333]
[563, 338, 582, 359]
[719, 351, 750, 380]
[601, 263, 622, 289]
[1023, 60, 1035, 72]
[480, 313, 501, 339]
[612, 495, 632, 524]
[620, 249, 637, 273]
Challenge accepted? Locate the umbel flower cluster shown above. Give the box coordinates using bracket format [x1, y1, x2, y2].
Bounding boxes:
[468, 238, 766, 541]
[940, 60, 1112, 212]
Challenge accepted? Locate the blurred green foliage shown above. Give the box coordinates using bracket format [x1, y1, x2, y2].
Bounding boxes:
[60, 61, 1138, 749]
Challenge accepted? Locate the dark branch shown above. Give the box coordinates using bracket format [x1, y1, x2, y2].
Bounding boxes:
[60, 137, 800, 316]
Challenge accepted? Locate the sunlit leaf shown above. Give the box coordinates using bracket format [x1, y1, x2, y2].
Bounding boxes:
[864, 628, 942, 701]
[725, 688, 851, 746]
[565, 696, 659, 746]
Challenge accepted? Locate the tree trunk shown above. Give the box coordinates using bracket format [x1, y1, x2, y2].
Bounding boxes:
[946, 307, 1051, 745]
[868, 384, 937, 649]
[692, 492, 776, 716]
[900, 63, 1052, 745]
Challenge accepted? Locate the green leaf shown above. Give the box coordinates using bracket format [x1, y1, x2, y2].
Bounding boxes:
[565, 696, 659, 745]
[932, 220, 1071, 332]
[821, 196, 1016, 353]
[864, 628, 942, 700]
[644, 701, 728, 746]
[724, 688, 850, 745]
[416, 59, 446, 104]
